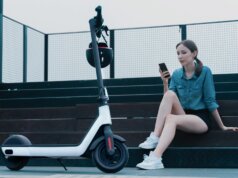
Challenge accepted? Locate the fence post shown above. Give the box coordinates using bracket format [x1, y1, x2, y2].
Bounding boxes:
[44, 34, 48, 81]
[0, 0, 3, 82]
[109, 30, 115, 78]
[23, 26, 27, 82]
[180, 25, 187, 40]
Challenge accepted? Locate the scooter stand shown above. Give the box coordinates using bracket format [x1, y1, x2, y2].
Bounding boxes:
[57, 158, 67, 171]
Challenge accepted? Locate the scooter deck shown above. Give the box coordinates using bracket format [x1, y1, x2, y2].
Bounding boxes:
[2, 144, 79, 147]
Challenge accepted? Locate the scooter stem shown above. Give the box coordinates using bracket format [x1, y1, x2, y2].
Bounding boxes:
[89, 12, 115, 155]
[89, 18, 109, 106]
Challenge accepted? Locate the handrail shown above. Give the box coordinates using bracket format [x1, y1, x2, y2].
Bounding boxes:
[3, 13, 238, 36]
[3, 15, 45, 35]
[47, 19, 238, 35]
[106, 19, 238, 32]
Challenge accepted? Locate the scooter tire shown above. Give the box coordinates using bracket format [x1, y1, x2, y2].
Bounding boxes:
[1, 152, 29, 171]
[1, 135, 31, 171]
[92, 139, 129, 173]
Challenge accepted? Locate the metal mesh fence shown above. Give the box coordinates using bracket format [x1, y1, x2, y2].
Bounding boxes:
[48, 32, 110, 81]
[2, 17, 23, 83]
[1, 16, 238, 83]
[27, 28, 44, 82]
[114, 26, 181, 78]
[187, 22, 238, 74]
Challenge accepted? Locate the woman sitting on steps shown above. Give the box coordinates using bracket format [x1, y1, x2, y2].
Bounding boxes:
[136, 39, 238, 170]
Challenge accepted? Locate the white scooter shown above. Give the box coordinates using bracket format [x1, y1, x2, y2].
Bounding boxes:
[1, 6, 129, 173]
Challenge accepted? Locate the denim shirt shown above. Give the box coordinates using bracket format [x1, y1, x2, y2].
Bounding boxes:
[169, 66, 219, 112]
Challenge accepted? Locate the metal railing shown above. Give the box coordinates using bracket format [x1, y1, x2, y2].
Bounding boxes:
[1, 8, 238, 83]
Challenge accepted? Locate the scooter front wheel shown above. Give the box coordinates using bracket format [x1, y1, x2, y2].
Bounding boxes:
[1, 135, 31, 171]
[92, 139, 129, 173]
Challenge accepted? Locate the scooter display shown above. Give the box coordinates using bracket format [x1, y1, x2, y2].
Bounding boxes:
[0, 6, 129, 173]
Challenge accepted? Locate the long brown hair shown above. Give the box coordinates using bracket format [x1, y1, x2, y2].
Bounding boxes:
[176, 40, 203, 77]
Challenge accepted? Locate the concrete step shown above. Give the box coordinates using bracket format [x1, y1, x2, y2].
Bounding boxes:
[0, 92, 238, 108]
[1, 130, 238, 147]
[0, 117, 237, 132]
[2, 82, 238, 99]
[1, 147, 238, 168]
[0, 100, 237, 119]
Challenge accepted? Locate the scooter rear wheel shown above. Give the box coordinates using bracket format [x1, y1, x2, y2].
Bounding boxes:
[1, 135, 31, 171]
[92, 139, 129, 173]
[0, 153, 29, 171]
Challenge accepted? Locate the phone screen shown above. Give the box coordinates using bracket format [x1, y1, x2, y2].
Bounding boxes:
[159, 63, 168, 72]
[159, 63, 170, 78]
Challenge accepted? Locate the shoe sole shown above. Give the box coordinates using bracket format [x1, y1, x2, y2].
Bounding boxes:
[136, 165, 164, 170]
[138, 145, 156, 149]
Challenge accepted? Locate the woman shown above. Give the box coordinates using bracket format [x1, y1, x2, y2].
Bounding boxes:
[136, 39, 238, 170]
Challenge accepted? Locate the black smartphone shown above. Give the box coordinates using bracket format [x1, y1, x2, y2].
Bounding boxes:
[159, 63, 170, 78]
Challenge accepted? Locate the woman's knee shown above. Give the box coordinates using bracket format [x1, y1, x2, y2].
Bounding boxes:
[165, 114, 177, 125]
[164, 90, 177, 100]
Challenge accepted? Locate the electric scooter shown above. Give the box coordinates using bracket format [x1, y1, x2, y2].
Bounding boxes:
[1, 6, 129, 173]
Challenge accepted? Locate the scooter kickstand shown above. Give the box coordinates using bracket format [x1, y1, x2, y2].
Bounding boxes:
[57, 158, 68, 171]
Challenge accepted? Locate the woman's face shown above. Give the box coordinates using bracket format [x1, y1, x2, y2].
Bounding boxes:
[176, 44, 197, 66]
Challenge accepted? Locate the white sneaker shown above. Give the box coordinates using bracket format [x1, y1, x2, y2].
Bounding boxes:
[136, 151, 164, 170]
[138, 132, 159, 149]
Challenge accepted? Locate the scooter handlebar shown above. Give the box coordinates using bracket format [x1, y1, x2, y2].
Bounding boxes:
[95, 6, 104, 28]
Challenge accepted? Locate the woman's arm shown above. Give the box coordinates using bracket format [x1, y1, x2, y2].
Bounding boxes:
[211, 109, 238, 131]
[163, 83, 169, 94]
[202, 67, 219, 112]
[211, 109, 225, 129]
[203, 67, 238, 131]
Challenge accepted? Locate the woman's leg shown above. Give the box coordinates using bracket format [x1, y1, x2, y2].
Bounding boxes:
[139, 90, 185, 149]
[137, 114, 208, 169]
[153, 90, 185, 137]
[137, 90, 208, 169]
[153, 114, 208, 157]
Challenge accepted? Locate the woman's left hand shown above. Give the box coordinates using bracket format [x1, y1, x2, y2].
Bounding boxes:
[221, 126, 238, 131]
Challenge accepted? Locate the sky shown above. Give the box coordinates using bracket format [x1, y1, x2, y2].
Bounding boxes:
[3, 0, 238, 33]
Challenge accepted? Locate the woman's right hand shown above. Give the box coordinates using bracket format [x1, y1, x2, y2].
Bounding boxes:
[159, 69, 170, 84]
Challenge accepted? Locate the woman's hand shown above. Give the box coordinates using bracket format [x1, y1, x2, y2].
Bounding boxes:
[159, 69, 170, 85]
[221, 126, 238, 131]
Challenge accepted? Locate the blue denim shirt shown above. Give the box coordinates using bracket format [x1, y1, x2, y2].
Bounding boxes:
[169, 66, 219, 112]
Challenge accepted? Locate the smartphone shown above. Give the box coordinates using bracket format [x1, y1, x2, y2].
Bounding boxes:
[159, 63, 170, 78]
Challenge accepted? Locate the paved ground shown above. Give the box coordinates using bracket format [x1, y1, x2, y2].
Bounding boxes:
[0, 166, 238, 178]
